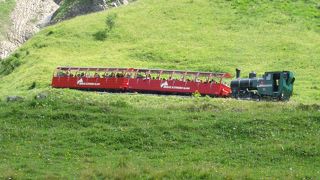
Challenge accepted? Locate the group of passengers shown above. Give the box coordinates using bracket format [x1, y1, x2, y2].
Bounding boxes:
[56, 71, 217, 83]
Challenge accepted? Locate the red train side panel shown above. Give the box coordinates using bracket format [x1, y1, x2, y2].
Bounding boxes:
[52, 76, 231, 97]
[127, 78, 230, 96]
[51, 67, 232, 97]
[52, 77, 129, 90]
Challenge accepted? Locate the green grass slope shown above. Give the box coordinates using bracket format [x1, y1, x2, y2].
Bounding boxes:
[0, 0, 320, 178]
[0, 0, 15, 40]
[0, 90, 319, 178]
[0, 0, 319, 102]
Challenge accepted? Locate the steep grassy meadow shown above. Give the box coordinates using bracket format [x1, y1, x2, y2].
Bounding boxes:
[0, 0, 319, 102]
[0, 0, 320, 178]
[0, 90, 320, 178]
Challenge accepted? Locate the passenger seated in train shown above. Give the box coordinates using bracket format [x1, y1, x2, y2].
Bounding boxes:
[109, 72, 115, 77]
[126, 73, 132, 78]
[146, 74, 152, 79]
[56, 71, 65, 77]
[94, 73, 100, 78]
[116, 72, 124, 78]
[102, 73, 108, 78]
[137, 73, 145, 78]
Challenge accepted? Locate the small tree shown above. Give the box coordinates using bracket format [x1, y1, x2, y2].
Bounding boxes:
[105, 13, 117, 32]
[94, 13, 117, 41]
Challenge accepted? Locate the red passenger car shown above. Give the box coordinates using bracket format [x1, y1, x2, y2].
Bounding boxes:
[51, 67, 232, 97]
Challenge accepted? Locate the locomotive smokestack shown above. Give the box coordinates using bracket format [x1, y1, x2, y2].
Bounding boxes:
[236, 68, 241, 79]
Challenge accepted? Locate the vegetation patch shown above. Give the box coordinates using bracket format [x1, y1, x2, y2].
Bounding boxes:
[0, 0, 319, 178]
[0, 53, 22, 76]
[0, 90, 319, 178]
[93, 13, 117, 41]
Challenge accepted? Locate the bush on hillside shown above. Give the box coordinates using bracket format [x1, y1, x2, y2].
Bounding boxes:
[93, 30, 108, 41]
[93, 13, 117, 41]
[105, 13, 117, 31]
[0, 53, 21, 76]
[28, 81, 36, 90]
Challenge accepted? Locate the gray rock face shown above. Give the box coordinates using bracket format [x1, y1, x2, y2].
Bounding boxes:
[0, 0, 131, 60]
[53, 0, 63, 4]
[0, 0, 59, 59]
[51, 0, 131, 24]
[6, 95, 24, 102]
[35, 92, 48, 99]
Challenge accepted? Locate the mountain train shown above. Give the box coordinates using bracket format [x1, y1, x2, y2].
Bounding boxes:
[51, 67, 295, 101]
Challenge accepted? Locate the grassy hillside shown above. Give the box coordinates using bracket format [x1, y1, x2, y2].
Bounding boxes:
[0, 0, 320, 178]
[1, 90, 319, 178]
[0, 0, 15, 40]
[0, 0, 319, 102]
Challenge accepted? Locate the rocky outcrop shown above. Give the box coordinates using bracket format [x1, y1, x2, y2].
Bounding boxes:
[0, 0, 59, 59]
[51, 0, 130, 24]
[0, 0, 132, 60]
[6, 95, 24, 102]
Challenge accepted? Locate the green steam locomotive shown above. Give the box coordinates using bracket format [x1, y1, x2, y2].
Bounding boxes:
[230, 69, 295, 100]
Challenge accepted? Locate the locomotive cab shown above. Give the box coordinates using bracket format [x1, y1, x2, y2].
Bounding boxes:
[259, 71, 295, 100]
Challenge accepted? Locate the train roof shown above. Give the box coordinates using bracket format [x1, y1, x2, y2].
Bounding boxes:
[55, 66, 232, 78]
[264, 71, 291, 74]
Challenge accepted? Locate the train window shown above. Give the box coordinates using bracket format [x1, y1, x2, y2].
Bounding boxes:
[266, 73, 272, 80]
[125, 72, 133, 78]
[159, 73, 170, 80]
[283, 72, 288, 80]
[102, 72, 108, 78]
[136, 72, 145, 78]
[56, 71, 65, 77]
[196, 76, 207, 83]
[93, 72, 101, 78]
[148, 73, 157, 80]
[171, 73, 181, 81]
[184, 74, 193, 82]
[115, 72, 125, 78]
[68, 71, 75, 77]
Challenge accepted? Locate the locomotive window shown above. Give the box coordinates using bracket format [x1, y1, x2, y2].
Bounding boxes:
[266, 73, 272, 80]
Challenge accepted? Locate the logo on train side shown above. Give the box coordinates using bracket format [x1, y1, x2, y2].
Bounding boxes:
[77, 78, 100, 86]
[77, 79, 84, 85]
[160, 81, 190, 90]
[160, 81, 169, 88]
